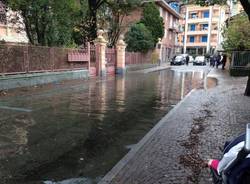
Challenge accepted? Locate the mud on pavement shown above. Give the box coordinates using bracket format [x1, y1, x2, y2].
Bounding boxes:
[179, 103, 214, 184]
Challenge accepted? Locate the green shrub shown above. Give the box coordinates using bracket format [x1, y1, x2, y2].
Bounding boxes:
[222, 13, 250, 51]
[140, 2, 164, 45]
[125, 23, 155, 52]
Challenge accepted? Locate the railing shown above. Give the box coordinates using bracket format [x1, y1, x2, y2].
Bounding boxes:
[90, 44, 96, 67]
[68, 43, 90, 63]
[231, 51, 250, 69]
[105, 48, 116, 66]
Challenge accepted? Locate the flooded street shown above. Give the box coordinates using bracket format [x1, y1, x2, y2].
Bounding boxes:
[0, 68, 212, 184]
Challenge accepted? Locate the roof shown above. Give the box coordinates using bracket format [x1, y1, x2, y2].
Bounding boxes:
[153, 0, 183, 19]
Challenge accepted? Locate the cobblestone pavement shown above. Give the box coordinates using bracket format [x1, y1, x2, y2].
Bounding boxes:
[99, 68, 250, 184]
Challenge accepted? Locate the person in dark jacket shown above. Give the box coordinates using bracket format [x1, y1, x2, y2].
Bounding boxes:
[221, 54, 227, 70]
[185, 55, 189, 66]
[216, 54, 222, 69]
[212, 55, 217, 67]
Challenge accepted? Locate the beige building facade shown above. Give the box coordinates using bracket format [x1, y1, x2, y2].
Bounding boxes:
[179, 4, 229, 55]
[155, 0, 182, 62]
[227, 0, 244, 16]
[123, 0, 182, 62]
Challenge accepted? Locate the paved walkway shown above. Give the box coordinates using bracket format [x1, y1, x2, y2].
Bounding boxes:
[99, 68, 250, 184]
[129, 63, 171, 74]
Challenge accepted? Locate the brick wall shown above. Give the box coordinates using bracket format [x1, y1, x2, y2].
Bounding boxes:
[0, 44, 89, 75]
[125, 50, 153, 65]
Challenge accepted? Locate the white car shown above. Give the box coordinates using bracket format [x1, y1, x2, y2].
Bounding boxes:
[193, 56, 206, 65]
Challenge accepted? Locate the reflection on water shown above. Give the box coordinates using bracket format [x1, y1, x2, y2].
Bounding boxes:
[0, 69, 212, 184]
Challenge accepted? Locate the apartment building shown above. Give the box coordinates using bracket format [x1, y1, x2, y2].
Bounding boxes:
[179, 4, 229, 55]
[0, 2, 28, 43]
[227, 0, 244, 16]
[123, 0, 182, 62]
[155, 0, 182, 62]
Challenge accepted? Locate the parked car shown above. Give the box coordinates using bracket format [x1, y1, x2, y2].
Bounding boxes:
[193, 56, 206, 65]
[171, 55, 185, 65]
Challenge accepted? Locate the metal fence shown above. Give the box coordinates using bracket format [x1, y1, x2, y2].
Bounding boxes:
[106, 48, 116, 66]
[90, 44, 96, 67]
[231, 51, 250, 69]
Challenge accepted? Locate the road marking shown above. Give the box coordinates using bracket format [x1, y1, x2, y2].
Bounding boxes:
[0, 106, 32, 112]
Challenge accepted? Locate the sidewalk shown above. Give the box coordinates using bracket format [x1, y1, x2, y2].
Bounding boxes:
[129, 63, 171, 74]
[99, 69, 250, 184]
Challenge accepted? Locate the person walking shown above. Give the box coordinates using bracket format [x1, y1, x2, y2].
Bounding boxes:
[221, 54, 227, 70]
[212, 55, 217, 67]
[216, 54, 222, 69]
[185, 55, 189, 66]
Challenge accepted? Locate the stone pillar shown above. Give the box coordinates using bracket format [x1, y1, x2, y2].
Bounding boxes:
[116, 35, 126, 74]
[95, 30, 107, 77]
[156, 38, 162, 65]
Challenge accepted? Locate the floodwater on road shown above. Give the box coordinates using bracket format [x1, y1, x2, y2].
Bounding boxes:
[0, 68, 213, 184]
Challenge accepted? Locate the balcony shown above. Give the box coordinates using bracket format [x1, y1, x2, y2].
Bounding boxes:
[211, 30, 218, 34]
[187, 30, 208, 35]
[187, 18, 209, 23]
[169, 23, 183, 33]
[186, 42, 207, 47]
[212, 17, 219, 22]
[211, 42, 218, 47]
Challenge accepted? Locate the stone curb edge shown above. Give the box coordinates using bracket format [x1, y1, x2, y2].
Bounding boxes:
[98, 88, 197, 184]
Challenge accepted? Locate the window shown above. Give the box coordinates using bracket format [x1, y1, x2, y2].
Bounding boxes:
[201, 35, 208, 42]
[190, 12, 197, 19]
[182, 36, 185, 43]
[170, 15, 173, 28]
[190, 24, 196, 31]
[201, 24, 208, 30]
[165, 29, 167, 38]
[189, 36, 195, 43]
[213, 25, 218, 30]
[203, 11, 209, 18]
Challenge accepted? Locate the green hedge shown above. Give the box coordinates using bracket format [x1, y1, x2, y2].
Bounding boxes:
[230, 68, 250, 76]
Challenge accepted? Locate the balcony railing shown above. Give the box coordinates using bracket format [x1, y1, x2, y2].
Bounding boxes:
[169, 23, 183, 33]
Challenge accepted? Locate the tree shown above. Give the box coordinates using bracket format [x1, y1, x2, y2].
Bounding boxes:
[74, 0, 140, 45]
[188, 0, 250, 96]
[140, 2, 164, 45]
[84, 0, 105, 42]
[6, 0, 80, 46]
[222, 13, 250, 51]
[125, 23, 154, 53]
[104, 0, 141, 47]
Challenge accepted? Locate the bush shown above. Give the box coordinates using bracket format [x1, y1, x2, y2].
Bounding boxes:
[140, 2, 164, 45]
[125, 23, 155, 53]
[222, 13, 250, 51]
